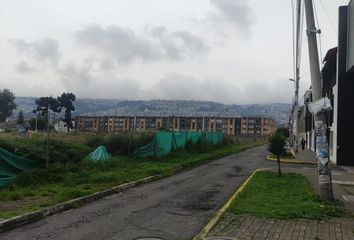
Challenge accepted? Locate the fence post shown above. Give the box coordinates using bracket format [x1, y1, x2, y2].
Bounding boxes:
[154, 135, 157, 159]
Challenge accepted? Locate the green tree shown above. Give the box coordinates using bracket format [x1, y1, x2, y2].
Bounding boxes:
[17, 110, 25, 125]
[0, 89, 17, 122]
[35, 97, 62, 115]
[276, 128, 290, 138]
[34, 96, 62, 168]
[29, 115, 47, 131]
[267, 131, 286, 176]
[57, 93, 76, 132]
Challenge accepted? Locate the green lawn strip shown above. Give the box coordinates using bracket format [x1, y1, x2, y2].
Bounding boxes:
[227, 171, 346, 220]
[0, 141, 264, 219]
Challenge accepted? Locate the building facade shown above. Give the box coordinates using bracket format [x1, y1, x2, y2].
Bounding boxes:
[297, 3, 354, 166]
[75, 116, 277, 136]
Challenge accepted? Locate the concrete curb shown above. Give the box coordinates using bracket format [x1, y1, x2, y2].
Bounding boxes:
[0, 173, 167, 233]
[266, 155, 316, 165]
[193, 168, 266, 240]
[290, 148, 296, 157]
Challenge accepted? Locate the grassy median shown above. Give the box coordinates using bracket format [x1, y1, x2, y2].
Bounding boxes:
[0, 138, 264, 219]
[227, 171, 345, 220]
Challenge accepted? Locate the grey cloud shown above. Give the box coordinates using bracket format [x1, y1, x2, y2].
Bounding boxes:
[75, 24, 209, 64]
[173, 31, 208, 55]
[57, 63, 94, 88]
[9, 38, 60, 64]
[14, 61, 35, 73]
[148, 26, 208, 59]
[156, 73, 292, 104]
[157, 73, 239, 103]
[85, 77, 143, 100]
[56, 62, 143, 99]
[75, 24, 159, 64]
[209, 0, 254, 32]
[56, 65, 144, 99]
[241, 78, 294, 104]
[100, 58, 117, 71]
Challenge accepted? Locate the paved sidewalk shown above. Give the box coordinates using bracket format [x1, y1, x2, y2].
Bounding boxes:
[294, 149, 317, 164]
[267, 149, 317, 164]
[207, 213, 354, 240]
[294, 149, 354, 214]
[204, 150, 354, 240]
[280, 149, 354, 214]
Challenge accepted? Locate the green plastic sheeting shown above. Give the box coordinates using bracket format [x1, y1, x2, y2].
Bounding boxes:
[133, 131, 224, 158]
[87, 146, 111, 161]
[0, 147, 38, 187]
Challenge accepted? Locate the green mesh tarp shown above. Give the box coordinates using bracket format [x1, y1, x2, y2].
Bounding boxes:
[133, 131, 224, 158]
[0, 147, 38, 187]
[87, 146, 111, 161]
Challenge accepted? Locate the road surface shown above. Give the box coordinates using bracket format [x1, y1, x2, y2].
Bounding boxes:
[0, 145, 275, 240]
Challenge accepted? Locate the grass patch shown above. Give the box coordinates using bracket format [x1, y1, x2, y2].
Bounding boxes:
[227, 171, 346, 220]
[0, 138, 265, 219]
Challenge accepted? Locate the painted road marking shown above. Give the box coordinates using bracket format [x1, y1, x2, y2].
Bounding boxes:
[332, 180, 354, 185]
[341, 195, 354, 202]
[331, 171, 343, 176]
[341, 166, 354, 173]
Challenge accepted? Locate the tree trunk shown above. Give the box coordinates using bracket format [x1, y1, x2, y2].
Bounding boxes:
[277, 155, 281, 176]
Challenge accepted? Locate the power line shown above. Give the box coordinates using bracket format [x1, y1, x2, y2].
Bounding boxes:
[300, 69, 310, 78]
[318, 0, 338, 36]
[313, 0, 323, 64]
[291, 0, 296, 79]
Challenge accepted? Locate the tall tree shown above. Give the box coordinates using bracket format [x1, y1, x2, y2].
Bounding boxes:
[58, 93, 76, 132]
[0, 89, 17, 122]
[35, 97, 62, 116]
[34, 96, 62, 169]
[17, 110, 25, 125]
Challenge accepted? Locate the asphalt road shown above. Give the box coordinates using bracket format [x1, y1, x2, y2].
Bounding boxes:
[0, 145, 276, 240]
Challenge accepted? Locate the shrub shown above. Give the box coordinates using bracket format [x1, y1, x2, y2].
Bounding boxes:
[104, 132, 154, 155]
[13, 167, 65, 187]
[86, 135, 105, 148]
[0, 137, 90, 165]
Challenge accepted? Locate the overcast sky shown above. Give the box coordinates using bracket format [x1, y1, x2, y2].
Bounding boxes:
[0, 0, 349, 104]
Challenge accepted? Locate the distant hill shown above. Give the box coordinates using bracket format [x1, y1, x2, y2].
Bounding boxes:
[14, 97, 291, 126]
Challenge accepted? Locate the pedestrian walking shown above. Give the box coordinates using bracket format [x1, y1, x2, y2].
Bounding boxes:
[301, 138, 307, 150]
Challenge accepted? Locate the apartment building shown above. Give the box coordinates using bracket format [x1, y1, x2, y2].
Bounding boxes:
[75, 116, 276, 136]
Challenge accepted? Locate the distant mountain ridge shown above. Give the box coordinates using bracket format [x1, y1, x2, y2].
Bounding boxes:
[14, 97, 291, 126]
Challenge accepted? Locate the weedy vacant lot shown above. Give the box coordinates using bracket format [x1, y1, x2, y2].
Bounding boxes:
[0, 131, 265, 219]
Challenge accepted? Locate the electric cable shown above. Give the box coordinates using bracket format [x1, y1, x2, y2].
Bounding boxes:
[318, 0, 338, 36]
[313, 0, 323, 65]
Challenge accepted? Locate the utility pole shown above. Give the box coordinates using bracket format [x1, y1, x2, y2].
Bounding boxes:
[294, 67, 300, 153]
[293, 0, 303, 153]
[304, 0, 334, 201]
[35, 114, 38, 132]
[46, 109, 50, 169]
